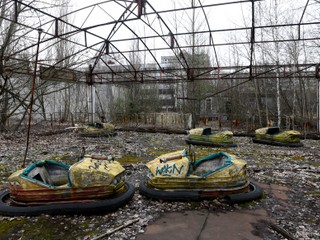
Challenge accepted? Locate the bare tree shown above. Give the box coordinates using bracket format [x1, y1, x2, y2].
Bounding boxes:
[171, 0, 214, 128]
[0, 0, 29, 131]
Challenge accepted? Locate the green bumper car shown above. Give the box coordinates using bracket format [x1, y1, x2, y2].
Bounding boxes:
[252, 126, 303, 147]
[186, 127, 237, 147]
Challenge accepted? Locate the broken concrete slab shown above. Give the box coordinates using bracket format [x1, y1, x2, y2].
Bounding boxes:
[137, 209, 269, 240]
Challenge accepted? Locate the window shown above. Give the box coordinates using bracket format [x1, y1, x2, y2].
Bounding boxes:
[206, 98, 212, 111]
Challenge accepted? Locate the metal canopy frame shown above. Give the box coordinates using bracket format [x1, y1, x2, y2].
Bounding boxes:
[0, 0, 319, 85]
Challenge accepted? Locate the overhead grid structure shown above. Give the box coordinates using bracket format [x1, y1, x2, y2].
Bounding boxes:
[0, 0, 320, 128]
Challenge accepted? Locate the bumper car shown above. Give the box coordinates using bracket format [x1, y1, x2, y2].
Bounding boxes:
[78, 122, 116, 137]
[139, 147, 262, 204]
[0, 155, 134, 216]
[252, 126, 303, 147]
[185, 128, 237, 147]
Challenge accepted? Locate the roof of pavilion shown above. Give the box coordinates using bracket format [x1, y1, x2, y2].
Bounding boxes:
[0, 0, 319, 86]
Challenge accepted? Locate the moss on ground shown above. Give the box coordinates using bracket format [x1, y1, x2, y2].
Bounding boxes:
[304, 189, 320, 199]
[291, 156, 305, 161]
[310, 162, 320, 167]
[0, 164, 8, 171]
[0, 218, 28, 239]
[0, 216, 95, 240]
[146, 147, 171, 158]
[116, 154, 147, 164]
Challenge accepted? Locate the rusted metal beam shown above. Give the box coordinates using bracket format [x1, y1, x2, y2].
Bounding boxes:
[23, 28, 42, 168]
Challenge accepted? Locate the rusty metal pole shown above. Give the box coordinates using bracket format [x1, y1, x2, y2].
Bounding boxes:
[23, 28, 42, 168]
